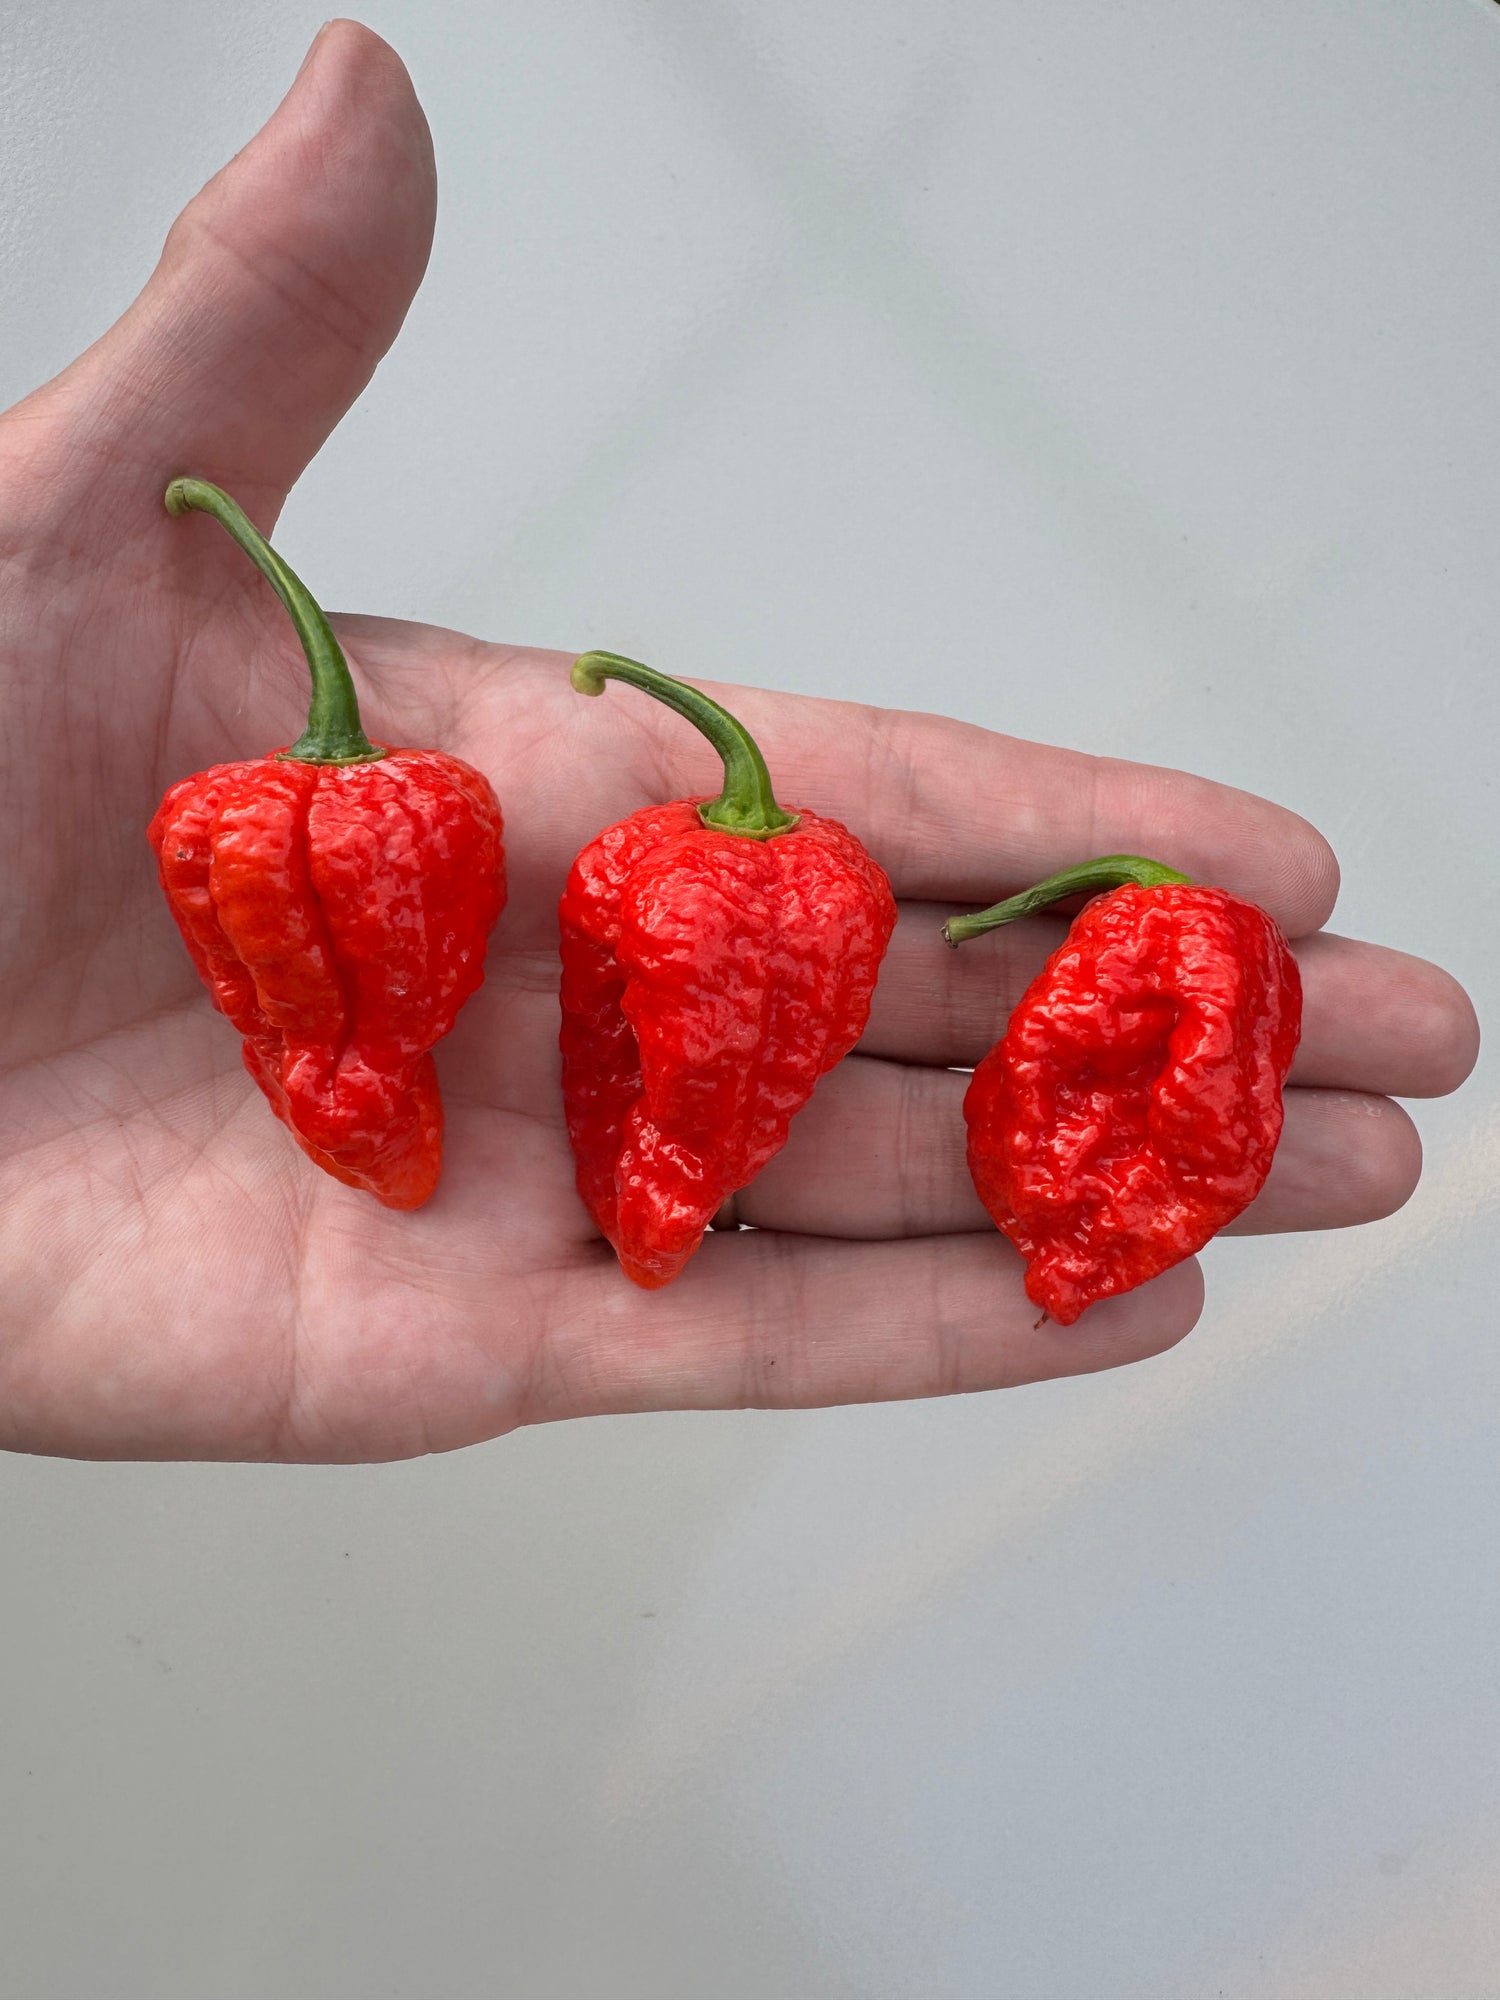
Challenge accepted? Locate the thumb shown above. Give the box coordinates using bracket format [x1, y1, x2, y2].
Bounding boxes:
[10, 20, 435, 532]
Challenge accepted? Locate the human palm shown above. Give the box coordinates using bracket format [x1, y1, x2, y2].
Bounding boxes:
[0, 25, 1476, 1461]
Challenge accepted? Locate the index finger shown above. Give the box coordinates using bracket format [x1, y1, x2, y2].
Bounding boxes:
[682, 685, 1340, 937]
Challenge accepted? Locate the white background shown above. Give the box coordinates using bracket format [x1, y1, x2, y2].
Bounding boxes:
[2, 3, 1497, 1994]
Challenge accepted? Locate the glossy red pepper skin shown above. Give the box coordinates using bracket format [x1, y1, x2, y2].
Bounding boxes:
[963, 883, 1301, 1323]
[560, 798, 895, 1288]
[149, 478, 504, 1210]
[150, 746, 504, 1209]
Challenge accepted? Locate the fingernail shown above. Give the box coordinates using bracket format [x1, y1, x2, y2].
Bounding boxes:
[296, 22, 333, 77]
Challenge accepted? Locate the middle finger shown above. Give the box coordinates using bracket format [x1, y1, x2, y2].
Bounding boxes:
[735, 1055, 1421, 1241]
[859, 907, 1477, 1100]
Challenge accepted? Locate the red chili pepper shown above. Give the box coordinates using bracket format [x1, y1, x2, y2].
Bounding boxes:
[944, 856, 1302, 1324]
[560, 652, 896, 1288]
[148, 480, 505, 1209]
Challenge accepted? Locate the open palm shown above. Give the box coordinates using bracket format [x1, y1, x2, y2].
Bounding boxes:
[0, 25, 1476, 1461]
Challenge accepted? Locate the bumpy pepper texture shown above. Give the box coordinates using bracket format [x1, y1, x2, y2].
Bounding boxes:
[559, 655, 896, 1294]
[561, 801, 894, 1286]
[149, 478, 505, 1210]
[963, 883, 1301, 1323]
[150, 750, 504, 1209]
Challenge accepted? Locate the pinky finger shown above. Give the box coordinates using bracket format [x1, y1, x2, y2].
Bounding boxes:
[539, 1231, 1205, 1419]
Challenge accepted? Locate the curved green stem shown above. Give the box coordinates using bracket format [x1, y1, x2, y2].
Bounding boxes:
[164, 478, 383, 765]
[942, 853, 1192, 947]
[571, 651, 798, 838]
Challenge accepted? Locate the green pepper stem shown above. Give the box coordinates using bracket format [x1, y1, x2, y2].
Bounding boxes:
[571, 651, 799, 838]
[164, 477, 383, 766]
[942, 854, 1192, 947]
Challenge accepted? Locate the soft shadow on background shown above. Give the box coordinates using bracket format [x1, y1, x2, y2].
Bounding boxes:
[1, 3, 1496, 1995]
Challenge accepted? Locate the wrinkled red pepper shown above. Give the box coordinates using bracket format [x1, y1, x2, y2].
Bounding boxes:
[944, 856, 1301, 1323]
[148, 480, 505, 1209]
[560, 653, 896, 1288]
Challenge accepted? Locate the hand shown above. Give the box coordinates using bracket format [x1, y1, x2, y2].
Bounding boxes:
[0, 25, 1476, 1462]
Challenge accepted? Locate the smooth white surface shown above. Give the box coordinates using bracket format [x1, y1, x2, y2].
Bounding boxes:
[1, 4, 1496, 1995]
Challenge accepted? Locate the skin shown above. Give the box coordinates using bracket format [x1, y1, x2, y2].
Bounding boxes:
[0, 23, 1478, 1462]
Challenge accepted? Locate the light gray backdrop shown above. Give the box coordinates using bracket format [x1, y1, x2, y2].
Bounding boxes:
[1, 3, 1496, 1995]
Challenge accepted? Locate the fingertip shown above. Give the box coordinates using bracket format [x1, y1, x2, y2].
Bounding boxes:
[302, 18, 434, 151]
[1044, 1255, 1206, 1380]
[1361, 1099, 1424, 1223]
[1277, 808, 1341, 936]
[1408, 964, 1482, 1096]
[265, 17, 436, 254]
